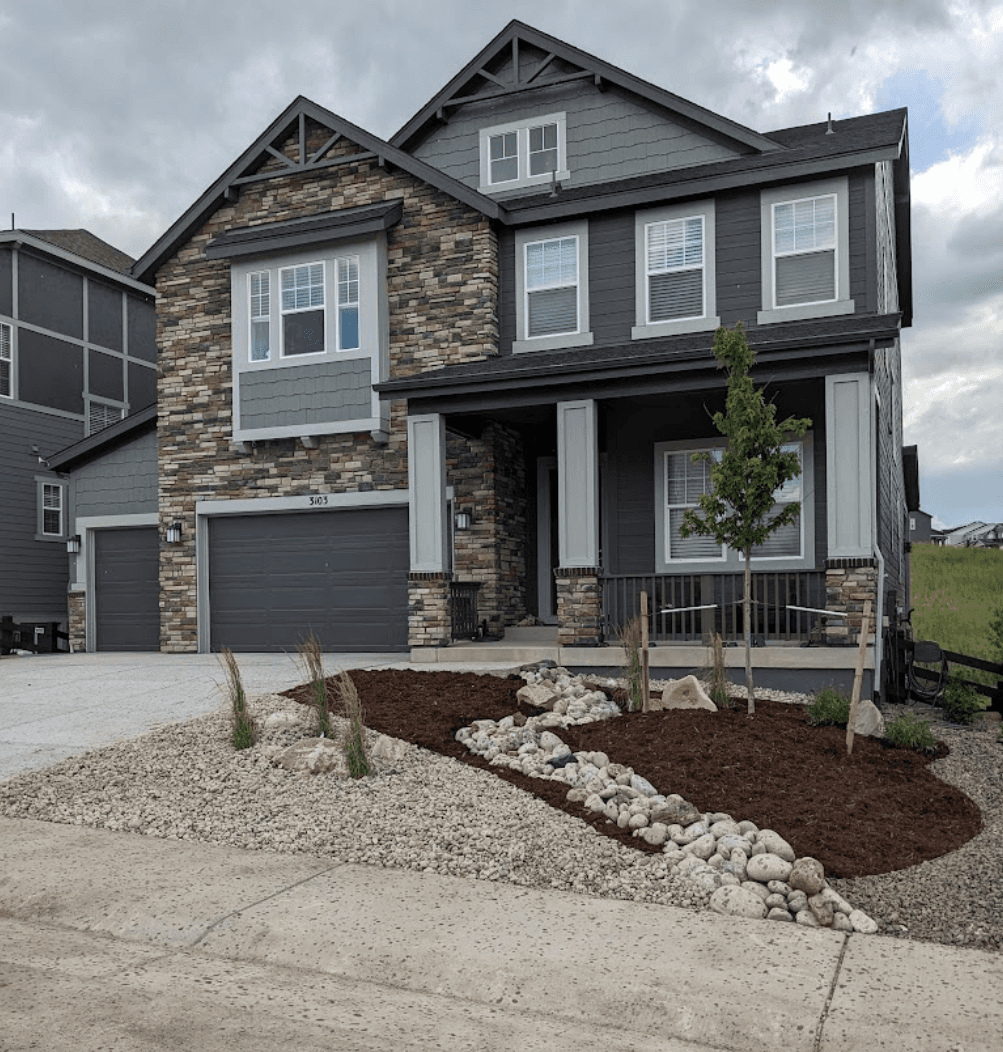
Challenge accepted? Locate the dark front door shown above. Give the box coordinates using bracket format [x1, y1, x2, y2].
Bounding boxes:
[93, 527, 160, 651]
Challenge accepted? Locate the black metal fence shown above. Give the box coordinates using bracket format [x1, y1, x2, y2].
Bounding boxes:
[602, 572, 827, 644]
[450, 581, 481, 640]
[0, 616, 69, 655]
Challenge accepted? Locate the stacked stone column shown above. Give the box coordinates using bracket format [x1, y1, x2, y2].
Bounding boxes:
[408, 572, 453, 648]
[825, 558, 879, 646]
[555, 568, 603, 647]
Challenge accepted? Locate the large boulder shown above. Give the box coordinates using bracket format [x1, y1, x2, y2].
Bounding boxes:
[516, 683, 561, 710]
[853, 698, 886, 738]
[272, 738, 347, 776]
[788, 857, 826, 896]
[650, 675, 716, 711]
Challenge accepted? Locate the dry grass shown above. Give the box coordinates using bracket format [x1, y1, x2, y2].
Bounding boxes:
[219, 647, 257, 750]
[614, 615, 644, 712]
[336, 671, 371, 778]
[297, 633, 334, 738]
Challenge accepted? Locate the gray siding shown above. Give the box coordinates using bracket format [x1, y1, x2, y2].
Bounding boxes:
[0, 402, 83, 620]
[70, 429, 158, 519]
[716, 189, 762, 327]
[18, 253, 84, 339]
[875, 161, 899, 315]
[239, 358, 372, 430]
[849, 172, 869, 311]
[589, 211, 634, 345]
[88, 347, 124, 401]
[413, 79, 740, 195]
[128, 361, 157, 411]
[17, 330, 84, 414]
[88, 280, 124, 351]
[0, 247, 11, 317]
[875, 339, 905, 602]
[127, 297, 157, 362]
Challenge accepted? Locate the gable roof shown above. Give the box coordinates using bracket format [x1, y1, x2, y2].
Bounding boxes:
[392, 20, 783, 157]
[130, 96, 502, 287]
[47, 403, 157, 473]
[19, 229, 135, 273]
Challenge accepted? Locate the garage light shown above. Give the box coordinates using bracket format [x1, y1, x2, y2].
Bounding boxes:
[66, 534, 81, 555]
[166, 522, 183, 544]
[454, 511, 472, 531]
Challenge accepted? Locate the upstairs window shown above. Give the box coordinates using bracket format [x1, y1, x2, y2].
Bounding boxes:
[249, 271, 270, 361]
[280, 262, 325, 356]
[337, 257, 360, 351]
[41, 482, 63, 537]
[0, 322, 10, 397]
[479, 113, 568, 193]
[525, 236, 579, 338]
[646, 216, 705, 323]
[773, 194, 836, 307]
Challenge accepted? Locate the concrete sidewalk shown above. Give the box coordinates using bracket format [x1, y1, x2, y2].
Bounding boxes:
[2, 817, 1002, 1051]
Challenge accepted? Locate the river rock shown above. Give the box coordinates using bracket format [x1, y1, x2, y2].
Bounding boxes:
[808, 893, 834, 927]
[710, 885, 767, 919]
[768, 907, 794, 922]
[795, 910, 820, 927]
[849, 909, 879, 934]
[746, 853, 793, 883]
[789, 857, 825, 896]
[685, 833, 717, 860]
[756, 830, 796, 863]
[741, 881, 771, 902]
[651, 797, 701, 827]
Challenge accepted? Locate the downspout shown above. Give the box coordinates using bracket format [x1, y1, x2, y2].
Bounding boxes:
[869, 348, 885, 703]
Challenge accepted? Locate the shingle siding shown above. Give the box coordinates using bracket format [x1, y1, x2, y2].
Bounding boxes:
[239, 359, 372, 429]
[71, 430, 158, 518]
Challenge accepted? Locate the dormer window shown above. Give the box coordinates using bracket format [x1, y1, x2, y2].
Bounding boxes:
[479, 113, 569, 193]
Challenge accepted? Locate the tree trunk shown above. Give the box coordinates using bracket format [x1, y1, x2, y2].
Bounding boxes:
[743, 548, 755, 714]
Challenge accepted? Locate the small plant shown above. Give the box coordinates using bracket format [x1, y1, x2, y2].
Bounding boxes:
[805, 685, 851, 726]
[885, 713, 937, 753]
[941, 673, 983, 726]
[707, 631, 732, 709]
[615, 615, 644, 712]
[337, 671, 371, 778]
[298, 632, 333, 738]
[220, 647, 257, 750]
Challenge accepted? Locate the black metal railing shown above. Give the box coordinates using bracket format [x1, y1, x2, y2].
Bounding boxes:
[450, 581, 481, 640]
[602, 572, 827, 644]
[0, 616, 69, 655]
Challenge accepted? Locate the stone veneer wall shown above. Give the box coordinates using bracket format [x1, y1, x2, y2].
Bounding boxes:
[154, 119, 499, 651]
[555, 569, 603, 647]
[448, 421, 528, 635]
[408, 572, 452, 648]
[824, 558, 879, 646]
[67, 590, 86, 653]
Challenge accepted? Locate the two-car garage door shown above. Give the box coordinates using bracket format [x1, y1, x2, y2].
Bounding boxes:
[207, 507, 410, 652]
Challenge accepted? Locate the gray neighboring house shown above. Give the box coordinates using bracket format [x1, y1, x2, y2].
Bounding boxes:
[908, 509, 933, 544]
[0, 229, 156, 629]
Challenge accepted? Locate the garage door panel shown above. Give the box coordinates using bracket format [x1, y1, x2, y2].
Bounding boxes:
[208, 507, 409, 653]
[94, 527, 160, 652]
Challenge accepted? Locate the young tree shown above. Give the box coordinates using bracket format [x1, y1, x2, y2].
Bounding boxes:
[680, 323, 811, 714]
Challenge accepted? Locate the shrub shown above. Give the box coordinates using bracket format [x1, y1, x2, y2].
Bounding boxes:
[297, 632, 333, 738]
[707, 631, 733, 709]
[941, 673, 983, 726]
[616, 615, 644, 712]
[220, 647, 257, 750]
[337, 671, 371, 778]
[885, 713, 937, 753]
[806, 686, 851, 726]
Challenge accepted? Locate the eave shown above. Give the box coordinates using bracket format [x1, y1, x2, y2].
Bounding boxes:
[48, 404, 157, 473]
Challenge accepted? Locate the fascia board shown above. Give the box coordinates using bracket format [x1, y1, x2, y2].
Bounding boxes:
[47, 405, 158, 472]
[0, 232, 155, 296]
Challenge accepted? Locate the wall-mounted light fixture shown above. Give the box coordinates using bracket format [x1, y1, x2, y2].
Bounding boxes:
[66, 534, 81, 555]
[454, 510, 472, 531]
[166, 522, 183, 544]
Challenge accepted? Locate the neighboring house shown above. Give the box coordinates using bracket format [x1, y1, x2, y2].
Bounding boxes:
[0, 228, 156, 628]
[55, 21, 913, 699]
[909, 509, 933, 544]
[950, 522, 1003, 548]
[944, 521, 988, 546]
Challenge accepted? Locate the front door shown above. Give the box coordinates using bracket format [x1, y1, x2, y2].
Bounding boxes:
[536, 456, 558, 623]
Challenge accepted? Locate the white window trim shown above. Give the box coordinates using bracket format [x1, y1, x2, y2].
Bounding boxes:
[478, 113, 570, 194]
[279, 260, 327, 359]
[654, 435, 815, 573]
[513, 220, 593, 354]
[0, 320, 12, 398]
[758, 177, 854, 325]
[248, 270, 271, 362]
[633, 200, 720, 340]
[36, 477, 67, 541]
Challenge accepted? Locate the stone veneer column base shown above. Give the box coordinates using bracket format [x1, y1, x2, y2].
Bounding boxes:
[555, 568, 603, 647]
[825, 558, 878, 646]
[67, 590, 86, 653]
[408, 572, 453, 649]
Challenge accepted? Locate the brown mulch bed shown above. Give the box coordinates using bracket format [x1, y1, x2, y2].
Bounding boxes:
[283, 668, 984, 880]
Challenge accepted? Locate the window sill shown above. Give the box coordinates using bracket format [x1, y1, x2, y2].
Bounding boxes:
[35, 534, 67, 544]
[512, 331, 594, 355]
[479, 169, 571, 195]
[757, 299, 855, 325]
[656, 556, 815, 574]
[632, 315, 721, 341]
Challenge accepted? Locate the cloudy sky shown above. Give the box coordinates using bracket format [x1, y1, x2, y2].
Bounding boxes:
[2, 0, 1000, 528]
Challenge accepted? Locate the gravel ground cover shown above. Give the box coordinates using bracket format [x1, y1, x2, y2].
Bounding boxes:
[1, 669, 1000, 952]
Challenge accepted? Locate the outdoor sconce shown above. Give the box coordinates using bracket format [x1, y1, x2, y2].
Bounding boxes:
[66, 534, 81, 555]
[454, 510, 472, 532]
[165, 522, 183, 544]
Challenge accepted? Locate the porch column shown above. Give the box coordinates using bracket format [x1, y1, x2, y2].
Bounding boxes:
[407, 413, 451, 648]
[825, 373, 873, 557]
[556, 400, 601, 646]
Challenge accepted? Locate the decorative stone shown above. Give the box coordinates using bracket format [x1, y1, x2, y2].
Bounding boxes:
[819, 887, 854, 916]
[765, 894, 788, 910]
[716, 835, 753, 858]
[368, 734, 413, 763]
[584, 794, 606, 812]
[591, 751, 610, 770]
[650, 798, 701, 827]
[849, 909, 879, 934]
[756, 830, 796, 863]
[787, 890, 809, 914]
[652, 675, 717, 711]
[767, 881, 791, 896]
[710, 885, 767, 920]
[808, 893, 834, 927]
[740, 881, 771, 902]
[746, 853, 793, 883]
[538, 730, 564, 751]
[516, 683, 561, 710]
[795, 910, 820, 927]
[640, 823, 668, 846]
[789, 857, 825, 896]
[685, 833, 717, 860]
[630, 774, 658, 796]
[272, 738, 347, 776]
[628, 813, 649, 829]
[263, 712, 301, 730]
[768, 907, 794, 922]
[832, 913, 853, 933]
[853, 698, 886, 738]
[719, 872, 741, 887]
[709, 819, 742, 838]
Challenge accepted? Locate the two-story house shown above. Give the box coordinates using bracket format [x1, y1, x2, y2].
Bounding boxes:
[55, 22, 912, 698]
[0, 228, 156, 632]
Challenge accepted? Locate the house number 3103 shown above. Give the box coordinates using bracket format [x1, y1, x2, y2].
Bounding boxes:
[308, 495, 329, 507]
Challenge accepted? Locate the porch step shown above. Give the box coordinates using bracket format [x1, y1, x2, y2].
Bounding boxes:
[502, 626, 559, 644]
[411, 643, 558, 665]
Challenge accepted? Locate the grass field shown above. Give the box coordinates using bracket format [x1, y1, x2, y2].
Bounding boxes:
[910, 544, 1003, 691]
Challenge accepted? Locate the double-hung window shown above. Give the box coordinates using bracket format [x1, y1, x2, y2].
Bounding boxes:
[39, 482, 64, 538]
[0, 322, 11, 398]
[479, 113, 569, 193]
[489, 131, 519, 184]
[664, 448, 725, 562]
[528, 122, 558, 176]
[749, 443, 804, 559]
[525, 236, 578, 338]
[280, 262, 325, 356]
[772, 195, 836, 307]
[336, 257, 360, 351]
[249, 271, 270, 361]
[758, 178, 853, 324]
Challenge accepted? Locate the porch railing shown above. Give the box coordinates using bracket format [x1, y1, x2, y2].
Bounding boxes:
[450, 581, 481, 640]
[602, 572, 827, 644]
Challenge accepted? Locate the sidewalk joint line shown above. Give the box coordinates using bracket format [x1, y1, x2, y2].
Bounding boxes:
[813, 932, 849, 1052]
[191, 861, 346, 946]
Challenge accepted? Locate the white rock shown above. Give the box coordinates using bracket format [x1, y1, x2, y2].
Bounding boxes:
[685, 833, 717, 861]
[368, 734, 413, 763]
[584, 794, 606, 813]
[768, 907, 794, 922]
[832, 913, 853, 933]
[795, 910, 820, 927]
[819, 887, 854, 916]
[640, 823, 668, 846]
[628, 813, 649, 829]
[756, 830, 796, 863]
[709, 819, 742, 838]
[710, 885, 767, 920]
[539, 730, 564, 751]
[849, 909, 879, 934]
[653, 675, 717, 711]
[853, 698, 886, 738]
[263, 712, 301, 730]
[740, 881, 771, 902]
[630, 774, 658, 796]
[746, 853, 793, 883]
[789, 857, 826, 896]
[272, 738, 347, 777]
[591, 751, 610, 769]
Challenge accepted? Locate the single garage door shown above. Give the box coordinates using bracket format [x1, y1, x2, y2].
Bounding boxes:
[208, 506, 409, 652]
[94, 527, 160, 651]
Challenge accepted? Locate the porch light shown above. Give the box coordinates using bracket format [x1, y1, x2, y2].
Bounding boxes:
[66, 534, 81, 555]
[454, 510, 472, 531]
[166, 522, 183, 544]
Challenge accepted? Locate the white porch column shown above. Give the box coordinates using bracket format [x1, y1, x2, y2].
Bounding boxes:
[557, 399, 599, 567]
[825, 373, 873, 557]
[407, 413, 448, 572]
